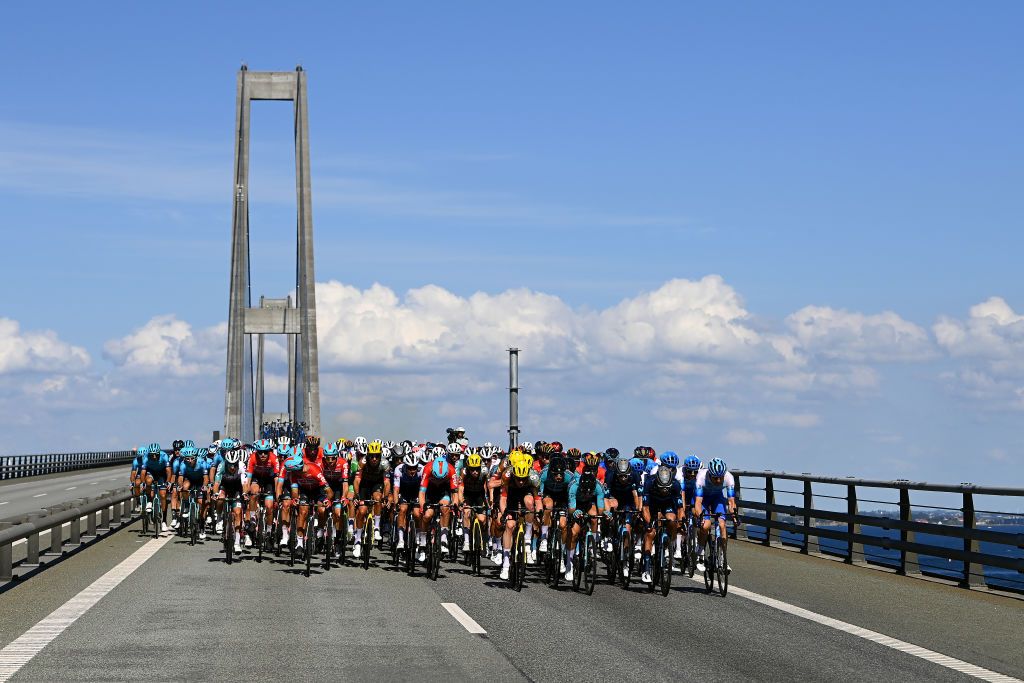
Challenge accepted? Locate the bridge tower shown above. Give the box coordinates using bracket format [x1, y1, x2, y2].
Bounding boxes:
[224, 66, 321, 442]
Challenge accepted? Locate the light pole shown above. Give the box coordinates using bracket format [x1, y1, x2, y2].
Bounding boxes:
[508, 348, 520, 453]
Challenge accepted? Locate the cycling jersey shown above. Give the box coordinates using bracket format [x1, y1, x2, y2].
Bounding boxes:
[574, 461, 606, 484]
[681, 474, 699, 506]
[177, 457, 210, 485]
[642, 477, 683, 512]
[356, 458, 389, 497]
[394, 463, 423, 503]
[501, 469, 540, 517]
[215, 462, 246, 493]
[696, 469, 735, 515]
[246, 452, 279, 483]
[569, 479, 605, 511]
[131, 454, 144, 473]
[420, 460, 457, 504]
[460, 468, 487, 505]
[282, 461, 329, 502]
[606, 470, 641, 510]
[142, 453, 171, 481]
[207, 452, 224, 477]
[321, 458, 349, 493]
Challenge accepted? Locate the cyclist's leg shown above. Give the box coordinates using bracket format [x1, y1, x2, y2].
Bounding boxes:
[371, 490, 383, 538]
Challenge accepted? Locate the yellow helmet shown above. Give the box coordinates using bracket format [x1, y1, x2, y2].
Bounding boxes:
[466, 453, 482, 468]
[367, 440, 382, 455]
[512, 460, 531, 478]
[509, 450, 525, 466]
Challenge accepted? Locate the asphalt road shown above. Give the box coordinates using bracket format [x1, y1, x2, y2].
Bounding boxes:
[0, 467, 129, 521]
[1, 522, 1020, 682]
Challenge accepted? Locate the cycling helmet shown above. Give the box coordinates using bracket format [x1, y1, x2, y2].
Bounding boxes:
[583, 452, 600, 467]
[446, 443, 460, 455]
[147, 447, 161, 459]
[255, 439, 274, 452]
[708, 458, 727, 477]
[548, 456, 567, 475]
[366, 440, 382, 456]
[661, 451, 680, 468]
[633, 446, 645, 458]
[355, 436, 367, 448]
[220, 438, 237, 450]
[466, 453, 482, 469]
[483, 441, 493, 450]
[137, 445, 149, 457]
[183, 450, 198, 466]
[172, 439, 185, 451]
[454, 426, 467, 435]
[549, 441, 563, 454]
[277, 436, 291, 447]
[148, 442, 161, 454]
[276, 444, 292, 459]
[431, 459, 450, 481]
[284, 453, 304, 472]
[206, 445, 218, 457]
[401, 439, 414, 450]
[605, 447, 620, 459]
[519, 442, 534, 455]
[512, 460, 531, 478]
[183, 440, 195, 449]
[655, 465, 674, 490]
[180, 446, 196, 458]
[323, 442, 340, 457]
[578, 471, 597, 491]
[431, 445, 445, 458]
[683, 454, 701, 472]
[629, 459, 646, 475]
[614, 458, 631, 478]
[225, 449, 243, 465]
[306, 435, 321, 449]
[402, 453, 418, 468]
[566, 447, 581, 458]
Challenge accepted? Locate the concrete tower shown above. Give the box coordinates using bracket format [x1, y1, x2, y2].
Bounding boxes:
[224, 66, 321, 441]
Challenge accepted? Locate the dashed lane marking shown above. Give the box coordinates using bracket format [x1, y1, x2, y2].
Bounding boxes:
[441, 602, 487, 635]
[31, 494, 46, 498]
[686, 575, 1020, 682]
[0, 533, 171, 681]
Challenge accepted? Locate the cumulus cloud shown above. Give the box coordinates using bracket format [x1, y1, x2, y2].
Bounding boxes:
[786, 306, 933, 362]
[103, 315, 225, 377]
[0, 318, 90, 374]
[724, 428, 766, 445]
[934, 297, 1024, 359]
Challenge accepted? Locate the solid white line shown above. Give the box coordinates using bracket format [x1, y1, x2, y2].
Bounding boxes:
[690, 577, 1020, 682]
[0, 501, 7, 505]
[31, 494, 46, 498]
[65, 487, 77, 491]
[441, 602, 487, 634]
[0, 534, 170, 681]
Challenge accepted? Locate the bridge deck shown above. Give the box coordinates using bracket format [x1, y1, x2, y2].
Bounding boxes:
[1, 519, 1020, 681]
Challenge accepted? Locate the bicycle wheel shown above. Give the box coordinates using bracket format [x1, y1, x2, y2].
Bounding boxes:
[660, 534, 673, 597]
[703, 539, 714, 593]
[471, 519, 483, 576]
[140, 494, 149, 534]
[513, 525, 526, 592]
[288, 513, 298, 567]
[153, 495, 162, 539]
[619, 528, 632, 589]
[305, 513, 315, 577]
[390, 518, 400, 567]
[273, 507, 282, 557]
[550, 532, 562, 588]
[448, 516, 459, 562]
[362, 515, 373, 571]
[323, 515, 333, 570]
[604, 532, 616, 585]
[338, 509, 348, 565]
[429, 524, 441, 581]
[256, 512, 265, 564]
[406, 516, 416, 576]
[224, 508, 234, 564]
[717, 538, 728, 597]
[584, 536, 597, 596]
[687, 527, 697, 579]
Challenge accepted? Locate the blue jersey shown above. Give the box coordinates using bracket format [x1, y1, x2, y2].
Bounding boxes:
[177, 457, 210, 483]
[606, 470, 641, 504]
[642, 477, 683, 509]
[131, 455, 144, 472]
[207, 452, 224, 475]
[141, 453, 170, 479]
[682, 477, 698, 505]
[569, 479, 605, 510]
[539, 467, 576, 495]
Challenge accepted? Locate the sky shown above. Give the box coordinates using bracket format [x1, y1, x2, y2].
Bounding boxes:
[0, 2, 1022, 486]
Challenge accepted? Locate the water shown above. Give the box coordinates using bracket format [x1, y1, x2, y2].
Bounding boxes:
[741, 520, 1024, 592]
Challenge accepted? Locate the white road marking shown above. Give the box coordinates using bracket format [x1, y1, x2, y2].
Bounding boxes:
[0, 534, 170, 681]
[65, 487, 77, 491]
[441, 602, 487, 634]
[31, 494, 46, 498]
[688, 576, 1020, 682]
[0, 501, 7, 505]
[89, 482, 97, 485]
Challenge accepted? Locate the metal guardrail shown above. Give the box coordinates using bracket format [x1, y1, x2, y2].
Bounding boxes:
[0, 451, 134, 480]
[732, 470, 1024, 594]
[0, 488, 137, 582]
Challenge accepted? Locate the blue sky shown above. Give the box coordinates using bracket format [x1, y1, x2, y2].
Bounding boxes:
[1, 3, 1022, 486]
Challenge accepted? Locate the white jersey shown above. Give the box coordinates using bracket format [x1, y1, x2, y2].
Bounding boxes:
[695, 469, 735, 495]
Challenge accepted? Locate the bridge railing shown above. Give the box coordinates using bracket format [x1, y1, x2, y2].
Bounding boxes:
[0, 451, 135, 481]
[732, 470, 1024, 594]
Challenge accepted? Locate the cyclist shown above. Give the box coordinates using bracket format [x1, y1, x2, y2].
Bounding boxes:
[416, 457, 457, 564]
[280, 447, 333, 552]
[658, 451, 683, 558]
[680, 454, 702, 561]
[538, 455, 574, 566]
[174, 447, 210, 539]
[246, 439, 280, 537]
[321, 442, 350, 556]
[576, 451, 606, 483]
[640, 464, 683, 584]
[695, 457, 736, 573]
[392, 450, 423, 551]
[565, 447, 582, 471]
[213, 448, 248, 552]
[130, 445, 147, 501]
[352, 440, 391, 558]
[458, 452, 489, 552]
[498, 452, 541, 580]
[565, 470, 605, 582]
[604, 457, 642, 577]
[139, 443, 172, 532]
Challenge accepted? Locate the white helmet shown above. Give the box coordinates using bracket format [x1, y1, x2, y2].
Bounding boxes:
[224, 450, 243, 465]
[483, 441, 493, 449]
[355, 436, 367, 448]
[277, 436, 290, 447]
[520, 441, 534, 455]
[431, 446, 445, 458]
[446, 443, 461, 455]
[403, 453, 418, 467]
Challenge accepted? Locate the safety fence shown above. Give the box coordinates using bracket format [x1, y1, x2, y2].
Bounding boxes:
[732, 470, 1024, 595]
[0, 451, 134, 481]
[0, 488, 137, 583]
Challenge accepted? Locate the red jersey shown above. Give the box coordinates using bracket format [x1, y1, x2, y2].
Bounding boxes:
[575, 461, 607, 484]
[420, 458, 457, 492]
[281, 460, 328, 489]
[247, 452, 279, 480]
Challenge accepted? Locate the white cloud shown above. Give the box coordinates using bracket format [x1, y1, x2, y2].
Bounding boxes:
[786, 306, 933, 362]
[753, 412, 821, 428]
[934, 297, 1024, 359]
[724, 428, 766, 445]
[103, 315, 225, 377]
[0, 318, 90, 374]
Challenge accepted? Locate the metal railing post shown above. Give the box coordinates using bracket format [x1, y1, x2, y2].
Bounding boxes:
[846, 483, 862, 563]
[733, 475, 748, 540]
[70, 505, 81, 545]
[763, 475, 775, 547]
[0, 522, 12, 581]
[100, 503, 111, 530]
[961, 490, 983, 588]
[898, 487, 919, 575]
[802, 479, 819, 554]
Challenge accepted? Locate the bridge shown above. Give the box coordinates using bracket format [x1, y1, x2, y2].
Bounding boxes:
[0, 458, 1020, 682]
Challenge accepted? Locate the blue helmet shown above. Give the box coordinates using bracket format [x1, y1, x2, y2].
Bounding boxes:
[137, 445, 149, 458]
[276, 444, 292, 459]
[148, 442, 161, 454]
[180, 446, 197, 458]
[683, 455, 701, 472]
[660, 451, 679, 468]
[431, 458, 450, 481]
[323, 442, 340, 457]
[221, 438, 237, 450]
[708, 458, 727, 477]
[183, 440, 196, 449]
[629, 458, 646, 475]
[254, 439, 274, 452]
[284, 453, 304, 472]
